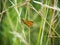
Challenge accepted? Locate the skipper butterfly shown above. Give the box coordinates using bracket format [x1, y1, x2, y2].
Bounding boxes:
[22, 19, 33, 27]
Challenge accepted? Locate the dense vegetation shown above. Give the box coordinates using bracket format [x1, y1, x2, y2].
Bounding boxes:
[0, 0, 60, 45]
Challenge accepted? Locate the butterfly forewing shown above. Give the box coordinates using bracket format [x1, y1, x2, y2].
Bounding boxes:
[26, 21, 33, 27]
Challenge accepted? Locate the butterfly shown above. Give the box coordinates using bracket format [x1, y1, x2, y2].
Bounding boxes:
[21, 19, 33, 27]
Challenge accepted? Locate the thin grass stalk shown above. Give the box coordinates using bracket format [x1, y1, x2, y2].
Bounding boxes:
[26, 0, 31, 45]
[49, 0, 55, 45]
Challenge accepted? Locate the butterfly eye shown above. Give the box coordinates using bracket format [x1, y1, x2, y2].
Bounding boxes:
[22, 19, 33, 27]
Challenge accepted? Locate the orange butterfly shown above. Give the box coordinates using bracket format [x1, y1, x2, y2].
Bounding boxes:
[22, 19, 33, 27]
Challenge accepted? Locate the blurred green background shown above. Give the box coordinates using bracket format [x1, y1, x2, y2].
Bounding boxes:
[0, 0, 60, 45]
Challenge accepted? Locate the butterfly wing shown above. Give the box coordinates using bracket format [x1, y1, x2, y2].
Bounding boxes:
[26, 21, 33, 27]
